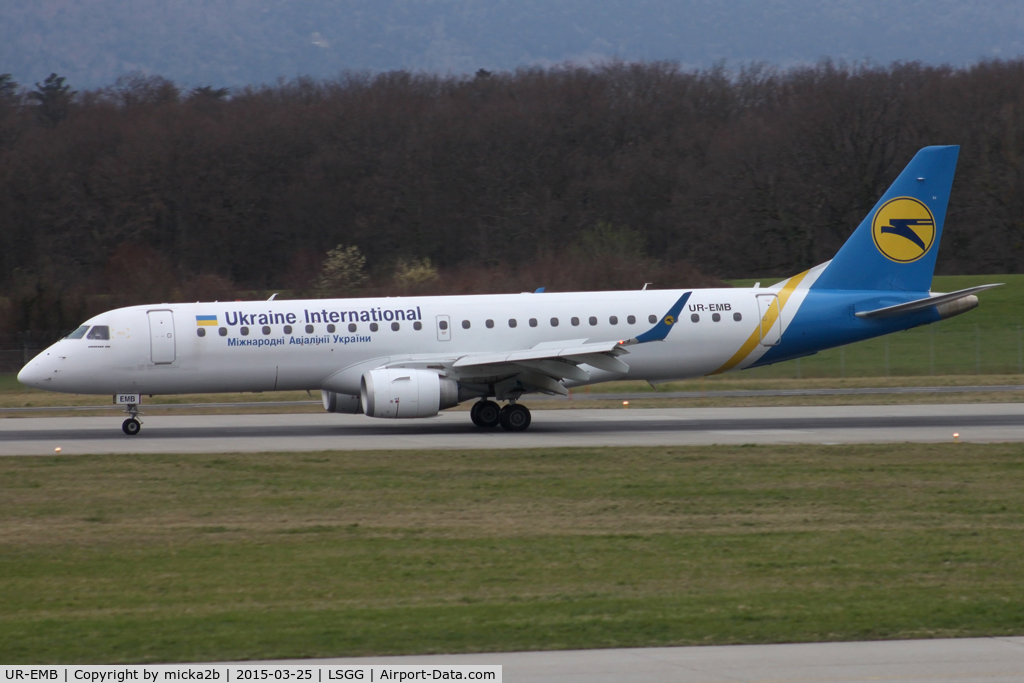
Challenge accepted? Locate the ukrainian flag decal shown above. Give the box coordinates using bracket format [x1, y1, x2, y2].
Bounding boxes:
[196, 315, 218, 326]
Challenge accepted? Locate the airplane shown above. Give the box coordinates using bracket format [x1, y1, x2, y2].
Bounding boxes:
[18, 145, 1001, 435]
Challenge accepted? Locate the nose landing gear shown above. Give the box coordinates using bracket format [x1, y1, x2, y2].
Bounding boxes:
[121, 402, 142, 436]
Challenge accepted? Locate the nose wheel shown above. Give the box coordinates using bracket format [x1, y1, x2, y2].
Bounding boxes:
[121, 401, 142, 436]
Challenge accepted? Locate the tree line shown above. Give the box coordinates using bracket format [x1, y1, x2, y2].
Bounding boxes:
[1, 60, 1024, 334]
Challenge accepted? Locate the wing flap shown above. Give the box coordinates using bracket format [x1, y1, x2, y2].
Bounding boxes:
[564, 353, 630, 374]
[516, 359, 591, 381]
[451, 340, 625, 367]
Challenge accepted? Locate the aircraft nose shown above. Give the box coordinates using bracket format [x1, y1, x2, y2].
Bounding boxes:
[17, 355, 52, 388]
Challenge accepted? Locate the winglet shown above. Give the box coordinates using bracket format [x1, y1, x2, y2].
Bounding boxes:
[627, 292, 691, 344]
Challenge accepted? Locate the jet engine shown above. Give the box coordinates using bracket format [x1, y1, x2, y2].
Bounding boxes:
[321, 390, 362, 414]
[360, 368, 459, 418]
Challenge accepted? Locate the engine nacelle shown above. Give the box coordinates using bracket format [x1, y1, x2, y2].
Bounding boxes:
[360, 368, 459, 418]
[321, 390, 362, 414]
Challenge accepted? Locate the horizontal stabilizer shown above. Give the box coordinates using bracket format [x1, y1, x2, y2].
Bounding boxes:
[855, 284, 1003, 319]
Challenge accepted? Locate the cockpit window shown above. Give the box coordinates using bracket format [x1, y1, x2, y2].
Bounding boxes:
[66, 326, 89, 340]
[86, 325, 110, 340]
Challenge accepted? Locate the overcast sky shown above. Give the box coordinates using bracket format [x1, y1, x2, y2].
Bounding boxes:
[3, 0, 1023, 89]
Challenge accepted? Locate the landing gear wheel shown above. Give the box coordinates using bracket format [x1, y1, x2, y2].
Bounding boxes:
[499, 404, 531, 432]
[471, 400, 502, 428]
[122, 418, 141, 436]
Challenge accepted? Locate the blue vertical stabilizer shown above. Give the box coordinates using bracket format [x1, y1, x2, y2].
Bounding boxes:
[812, 145, 959, 292]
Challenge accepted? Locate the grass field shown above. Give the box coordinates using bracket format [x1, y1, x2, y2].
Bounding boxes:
[2, 444, 1023, 663]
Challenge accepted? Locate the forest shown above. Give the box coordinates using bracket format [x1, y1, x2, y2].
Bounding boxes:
[1, 59, 1024, 334]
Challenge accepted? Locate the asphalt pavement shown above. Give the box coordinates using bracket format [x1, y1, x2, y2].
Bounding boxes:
[2, 403, 1021, 455]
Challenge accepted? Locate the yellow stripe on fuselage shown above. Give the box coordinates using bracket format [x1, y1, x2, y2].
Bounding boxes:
[710, 269, 811, 375]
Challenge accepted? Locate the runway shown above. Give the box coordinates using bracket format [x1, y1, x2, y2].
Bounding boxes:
[226, 637, 1024, 682]
[2, 403, 1023, 455]
[3, 383, 1024, 414]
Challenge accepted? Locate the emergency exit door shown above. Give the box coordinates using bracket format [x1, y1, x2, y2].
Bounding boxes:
[756, 294, 782, 347]
[148, 310, 176, 364]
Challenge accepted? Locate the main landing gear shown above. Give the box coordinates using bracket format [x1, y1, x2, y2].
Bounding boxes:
[470, 400, 531, 432]
[122, 403, 142, 436]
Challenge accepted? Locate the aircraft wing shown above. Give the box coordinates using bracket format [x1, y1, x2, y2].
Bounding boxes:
[383, 291, 692, 397]
[381, 341, 628, 395]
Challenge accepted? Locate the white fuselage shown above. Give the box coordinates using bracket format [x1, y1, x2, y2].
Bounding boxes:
[18, 283, 808, 397]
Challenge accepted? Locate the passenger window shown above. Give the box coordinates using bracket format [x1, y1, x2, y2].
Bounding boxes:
[462, 320, 471, 329]
[219, 327, 227, 337]
[241, 327, 250, 336]
[649, 314, 657, 324]
[486, 319, 494, 328]
[589, 316, 598, 326]
[327, 324, 336, 333]
[690, 314, 699, 323]
[66, 325, 89, 340]
[413, 321, 422, 330]
[370, 323, 379, 332]
[712, 313, 721, 322]
[627, 315, 636, 324]
[262, 325, 271, 335]
[550, 317, 559, 327]
[609, 316, 618, 325]
[349, 323, 358, 332]
[87, 326, 110, 340]
[733, 312, 742, 321]
[284, 325, 292, 334]
[391, 322, 400, 331]
[305, 324, 314, 333]
[509, 319, 518, 328]
[439, 320, 448, 330]
[196, 328, 206, 338]
[529, 318, 538, 327]
[571, 317, 580, 326]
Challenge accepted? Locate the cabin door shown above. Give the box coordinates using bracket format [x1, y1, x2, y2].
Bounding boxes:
[148, 310, 176, 364]
[756, 294, 782, 347]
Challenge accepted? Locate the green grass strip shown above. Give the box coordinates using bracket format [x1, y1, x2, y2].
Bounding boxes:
[1, 444, 1023, 662]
